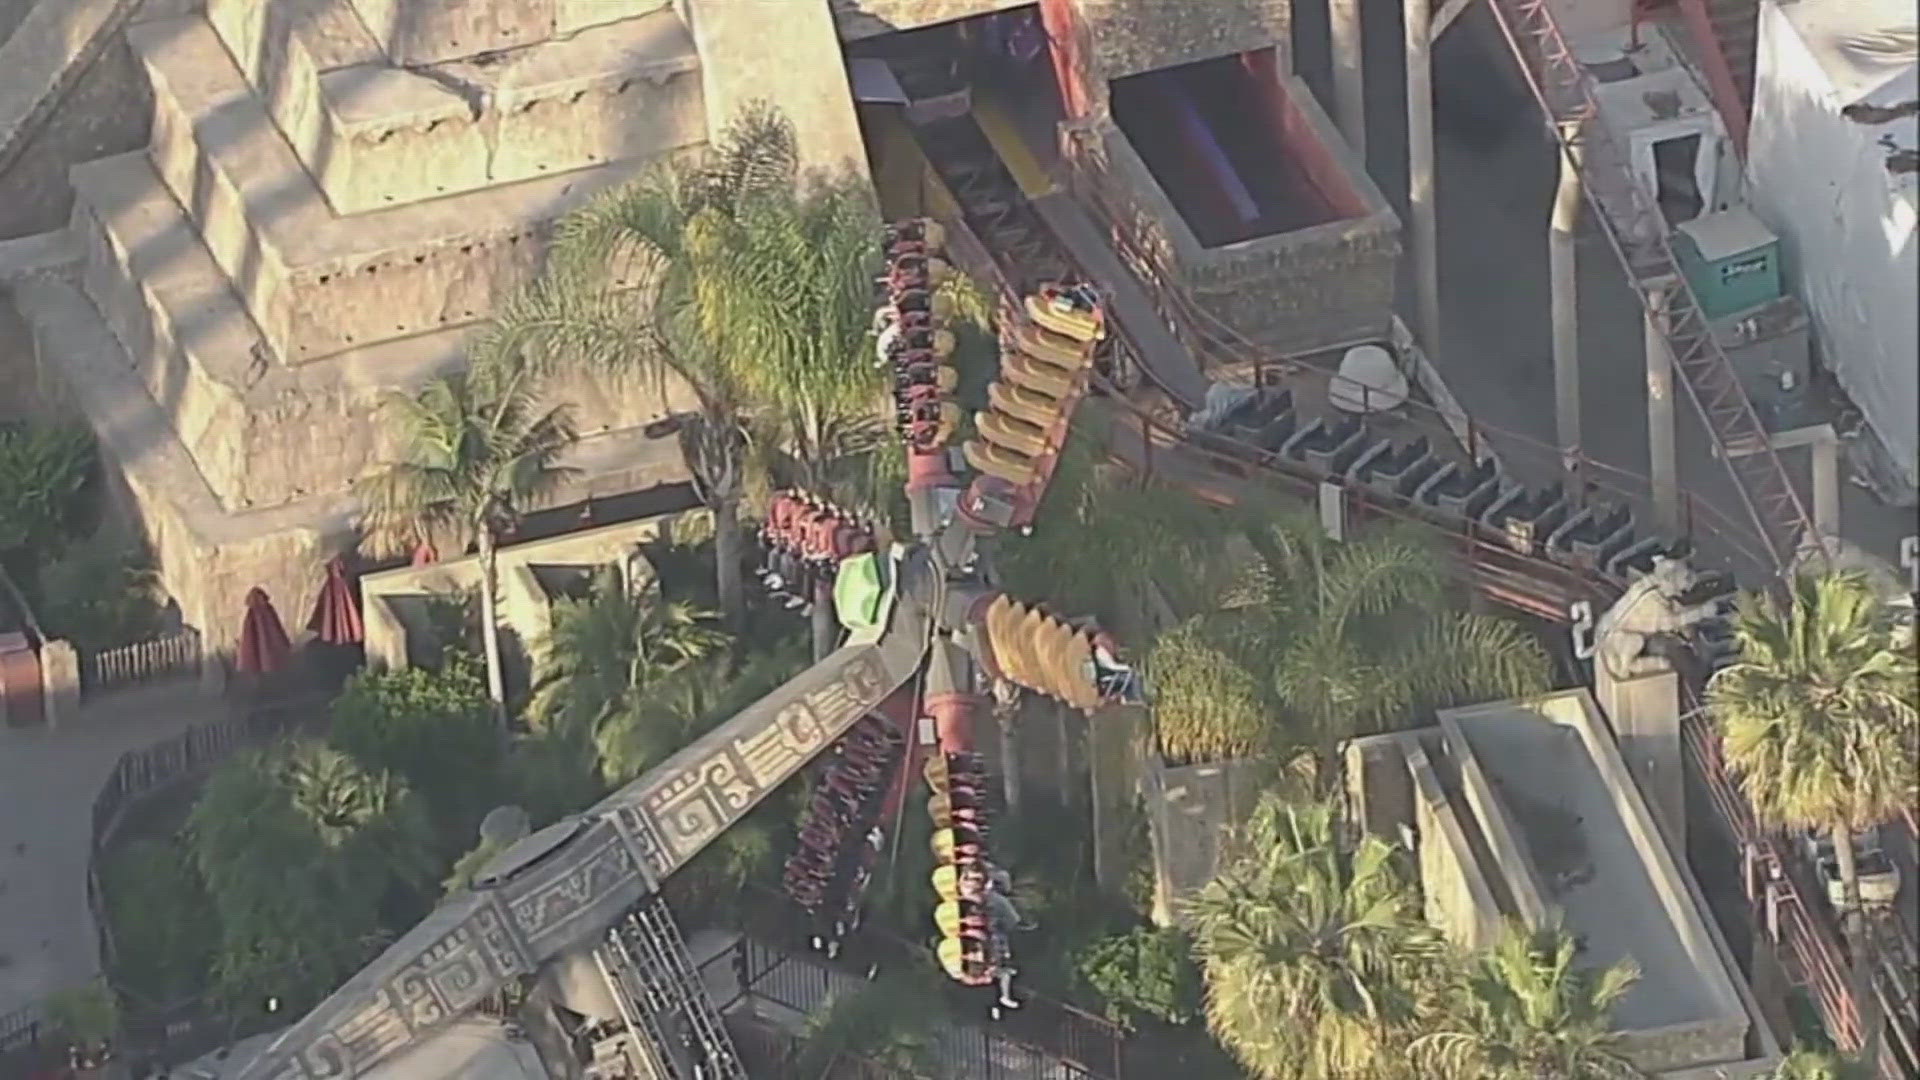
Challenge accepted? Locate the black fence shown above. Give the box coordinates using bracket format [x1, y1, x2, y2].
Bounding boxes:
[703, 933, 1113, 1080]
[0, 691, 334, 1077]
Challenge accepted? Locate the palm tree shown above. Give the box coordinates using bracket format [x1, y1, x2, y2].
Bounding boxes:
[1707, 570, 1918, 1062]
[793, 969, 948, 1079]
[994, 426, 1237, 637]
[277, 742, 437, 895]
[1412, 919, 1643, 1080]
[530, 563, 729, 761]
[591, 634, 809, 784]
[188, 742, 436, 1010]
[1147, 508, 1550, 771]
[1185, 795, 1443, 1080]
[482, 104, 894, 636]
[1756, 1047, 1874, 1080]
[358, 356, 581, 719]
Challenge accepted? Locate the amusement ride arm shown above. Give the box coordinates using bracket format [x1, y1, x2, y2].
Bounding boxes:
[234, 568, 934, 1080]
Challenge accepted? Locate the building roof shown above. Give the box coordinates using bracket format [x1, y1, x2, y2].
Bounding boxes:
[1772, 0, 1916, 105]
[1677, 207, 1777, 261]
[1346, 690, 1782, 1076]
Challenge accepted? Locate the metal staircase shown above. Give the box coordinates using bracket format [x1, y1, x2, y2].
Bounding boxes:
[1486, 0, 1821, 574]
[1685, 0, 1760, 111]
[595, 895, 748, 1080]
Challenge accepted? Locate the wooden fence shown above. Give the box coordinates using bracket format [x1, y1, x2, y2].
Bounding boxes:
[82, 627, 203, 697]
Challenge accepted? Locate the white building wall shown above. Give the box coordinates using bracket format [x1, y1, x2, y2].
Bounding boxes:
[1745, 1, 1919, 492]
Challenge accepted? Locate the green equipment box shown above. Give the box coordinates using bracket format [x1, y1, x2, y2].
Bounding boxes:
[1674, 207, 1783, 320]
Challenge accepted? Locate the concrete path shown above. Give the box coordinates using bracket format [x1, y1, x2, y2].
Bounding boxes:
[0, 680, 216, 1020]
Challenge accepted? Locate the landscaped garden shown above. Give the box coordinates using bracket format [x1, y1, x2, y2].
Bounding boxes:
[70, 99, 1914, 1080]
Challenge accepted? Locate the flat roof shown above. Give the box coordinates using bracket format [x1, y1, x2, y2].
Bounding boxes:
[1772, 0, 1917, 105]
[1440, 697, 1731, 1031]
[1349, 688, 1775, 1075]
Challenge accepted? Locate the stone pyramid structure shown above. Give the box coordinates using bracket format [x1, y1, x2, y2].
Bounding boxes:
[5, 0, 868, 647]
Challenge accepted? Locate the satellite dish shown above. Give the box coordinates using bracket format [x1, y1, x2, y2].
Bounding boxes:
[1328, 344, 1409, 414]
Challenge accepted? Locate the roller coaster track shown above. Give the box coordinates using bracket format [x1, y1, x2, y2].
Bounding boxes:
[897, 82, 1916, 1072]
[1483, 0, 1822, 574]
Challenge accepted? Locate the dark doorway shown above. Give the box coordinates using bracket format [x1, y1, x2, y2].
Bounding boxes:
[1652, 133, 1704, 227]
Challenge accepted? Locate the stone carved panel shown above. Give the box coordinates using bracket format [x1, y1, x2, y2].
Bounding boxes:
[240, 642, 910, 1080]
[629, 649, 892, 873]
[251, 900, 529, 1079]
[505, 820, 647, 955]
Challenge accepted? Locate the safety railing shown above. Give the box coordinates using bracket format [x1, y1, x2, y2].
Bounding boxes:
[82, 627, 202, 697]
[708, 932, 1111, 1080]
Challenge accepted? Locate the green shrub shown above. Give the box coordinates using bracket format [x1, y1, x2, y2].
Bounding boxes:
[1075, 925, 1203, 1029]
[99, 837, 216, 1006]
[0, 420, 95, 560]
[329, 652, 500, 845]
[32, 532, 165, 651]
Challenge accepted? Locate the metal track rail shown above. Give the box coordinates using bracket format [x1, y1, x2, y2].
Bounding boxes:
[899, 87, 1916, 1069]
[1484, 0, 1822, 574]
[598, 895, 748, 1080]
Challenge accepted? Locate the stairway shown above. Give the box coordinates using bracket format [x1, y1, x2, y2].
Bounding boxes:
[1700, 0, 1760, 111]
[1486, 0, 1818, 574]
[596, 895, 749, 1080]
[1669, 0, 1761, 148]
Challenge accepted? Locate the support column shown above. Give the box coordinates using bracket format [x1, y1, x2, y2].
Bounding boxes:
[1810, 433, 1840, 540]
[1595, 661, 1684, 854]
[1405, 0, 1442, 361]
[1644, 281, 1680, 535]
[1329, 0, 1366, 158]
[1551, 127, 1583, 490]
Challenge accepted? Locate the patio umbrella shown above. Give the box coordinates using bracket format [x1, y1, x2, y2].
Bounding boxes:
[305, 556, 364, 645]
[237, 587, 292, 675]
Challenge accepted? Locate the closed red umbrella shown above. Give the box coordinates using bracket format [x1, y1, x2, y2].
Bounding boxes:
[237, 587, 292, 675]
[305, 556, 364, 645]
[410, 539, 438, 566]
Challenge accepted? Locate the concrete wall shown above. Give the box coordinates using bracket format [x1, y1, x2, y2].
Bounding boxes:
[1049, 0, 1291, 118]
[1404, 741, 1505, 951]
[1442, 694, 1753, 1073]
[830, 0, 1030, 41]
[361, 514, 672, 673]
[1745, 2, 1918, 495]
[1141, 754, 1267, 926]
[1062, 100, 1401, 357]
[679, 0, 871, 186]
[346, 0, 669, 65]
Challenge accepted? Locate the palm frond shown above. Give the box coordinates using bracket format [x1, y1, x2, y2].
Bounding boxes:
[1709, 571, 1919, 833]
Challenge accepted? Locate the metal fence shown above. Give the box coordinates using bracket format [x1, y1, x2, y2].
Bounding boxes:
[707, 935, 1105, 1080]
[82, 627, 203, 696]
[0, 1004, 45, 1063]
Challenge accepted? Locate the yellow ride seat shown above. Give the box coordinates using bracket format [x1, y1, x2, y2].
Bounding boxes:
[1010, 320, 1089, 369]
[965, 438, 1039, 487]
[1001, 349, 1076, 399]
[899, 362, 959, 395]
[1026, 283, 1104, 343]
[987, 378, 1064, 428]
[976, 408, 1048, 458]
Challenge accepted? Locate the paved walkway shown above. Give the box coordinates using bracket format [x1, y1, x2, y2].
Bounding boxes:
[0, 680, 215, 1020]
